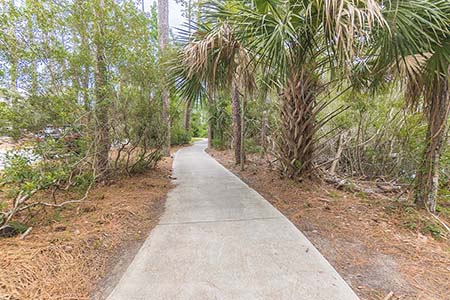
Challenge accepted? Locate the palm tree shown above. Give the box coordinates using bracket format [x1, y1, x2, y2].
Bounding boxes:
[213, 0, 386, 179]
[171, 23, 255, 165]
[366, 0, 450, 212]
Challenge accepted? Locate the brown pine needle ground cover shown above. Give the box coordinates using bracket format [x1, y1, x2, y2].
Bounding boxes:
[0, 156, 174, 300]
[209, 149, 450, 300]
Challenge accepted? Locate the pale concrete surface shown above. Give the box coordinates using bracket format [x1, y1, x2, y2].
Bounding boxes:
[106, 140, 360, 300]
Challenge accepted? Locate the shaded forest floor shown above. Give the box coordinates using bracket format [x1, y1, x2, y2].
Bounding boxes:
[0, 156, 174, 300]
[209, 149, 450, 300]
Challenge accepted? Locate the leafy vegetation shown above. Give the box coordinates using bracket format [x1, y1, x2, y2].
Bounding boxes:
[0, 0, 185, 231]
[1, 0, 450, 236]
[170, 0, 450, 219]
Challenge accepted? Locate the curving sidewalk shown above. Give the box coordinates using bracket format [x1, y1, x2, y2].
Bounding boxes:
[106, 140, 359, 300]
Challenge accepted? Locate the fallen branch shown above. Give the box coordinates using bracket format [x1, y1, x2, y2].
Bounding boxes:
[383, 291, 394, 300]
[325, 176, 402, 195]
[20, 227, 33, 239]
[429, 213, 450, 234]
[17, 176, 95, 212]
[376, 182, 402, 193]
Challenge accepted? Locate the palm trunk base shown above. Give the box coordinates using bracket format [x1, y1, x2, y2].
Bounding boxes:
[278, 69, 319, 180]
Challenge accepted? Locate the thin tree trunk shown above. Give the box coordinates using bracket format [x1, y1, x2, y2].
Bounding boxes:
[330, 131, 347, 175]
[93, 0, 110, 176]
[10, 57, 18, 92]
[74, 0, 90, 115]
[81, 29, 90, 114]
[83, 66, 90, 112]
[231, 78, 242, 165]
[279, 68, 319, 179]
[207, 122, 213, 148]
[187, 0, 192, 32]
[240, 95, 246, 171]
[184, 99, 193, 132]
[260, 92, 270, 152]
[27, 15, 38, 95]
[158, 0, 170, 156]
[206, 88, 214, 149]
[9, 18, 18, 96]
[415, 74, 450, 212]
[183, 1, 193, 134]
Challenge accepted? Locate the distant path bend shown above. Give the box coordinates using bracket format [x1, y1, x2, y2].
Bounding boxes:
[107, 140, 359, 300]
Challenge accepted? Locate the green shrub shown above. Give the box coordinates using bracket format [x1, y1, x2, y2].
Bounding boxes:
[211, 138, 227, 150]
[422, 223, 442, 239]
[171, 126, 191, 145]
[244, 138, 263, 154]
[0, 137, 94, 229]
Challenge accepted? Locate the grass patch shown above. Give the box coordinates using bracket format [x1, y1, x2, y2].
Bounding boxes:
[191, 137, 204, 143]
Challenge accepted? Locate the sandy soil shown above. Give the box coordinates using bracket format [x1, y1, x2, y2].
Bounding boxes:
[0, 155, 174, 300]
[209, 149, 450, 300]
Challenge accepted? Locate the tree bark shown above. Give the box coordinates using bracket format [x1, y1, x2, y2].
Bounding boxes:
[93, 0, 110, 176]
[183, 0, 194, 135]
[82, 65, 90, 112]
[158, 0, 170, 156]
[26, 14, 38, 95]
[240, 94, 246, 171]
[231, 78, 242, 165]
[330, 131, 347, 175]
[415, 74, 450, 212]
[279, 68, 319, 179]
[184, 99, 193, 132]
[10, 54, 18, 96]
[260, 93, 270, 152]
[206, 88, 214, 149]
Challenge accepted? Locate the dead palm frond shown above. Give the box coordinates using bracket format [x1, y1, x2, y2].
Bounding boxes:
[169, 22, 255, 105]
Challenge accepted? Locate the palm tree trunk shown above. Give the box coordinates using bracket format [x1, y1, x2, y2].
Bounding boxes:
[279, 68, 319, 179]
[231, 78, 242, 165]
[158, 0, 170, 156]
[93, 0, 110, 176]
[415, 74, 450, 212]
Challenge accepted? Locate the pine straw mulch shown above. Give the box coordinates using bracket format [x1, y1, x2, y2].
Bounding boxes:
[209, 149, 450, 300]
[0, 156, 173, 300]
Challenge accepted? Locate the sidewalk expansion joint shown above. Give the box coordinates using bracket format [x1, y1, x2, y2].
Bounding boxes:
[157, 216, 282, 226]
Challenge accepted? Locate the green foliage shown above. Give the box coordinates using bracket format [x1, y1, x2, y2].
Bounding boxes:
[325, 89, 428, 180]
[190, 109, 208, 138]
[210, 94, 232, 148]
[244, 138, 263, 154]
[1, 137, 88, 200]
[422, 223, 442, 239]
[0, 0, 167, 229]
[211, 138, 227, 150]
[9, 221, 28, 233]
[171, 126, 192, 145]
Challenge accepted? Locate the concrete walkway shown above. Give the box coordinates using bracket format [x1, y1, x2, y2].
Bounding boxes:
[107, 140, 359, 300]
